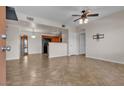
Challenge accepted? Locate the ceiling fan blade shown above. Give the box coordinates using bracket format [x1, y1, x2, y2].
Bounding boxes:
[88, 13, 99, 17]
[73, 18, 81, 22]
[72, 15, 81, 16]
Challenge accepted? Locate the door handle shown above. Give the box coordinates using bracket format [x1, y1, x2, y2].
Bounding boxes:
[0, 46, 11, 52]
[0, 34, 7, 39]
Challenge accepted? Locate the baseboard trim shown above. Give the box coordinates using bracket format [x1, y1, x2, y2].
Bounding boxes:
[6, 57, 19, 61]
[86, 56, 124, 64]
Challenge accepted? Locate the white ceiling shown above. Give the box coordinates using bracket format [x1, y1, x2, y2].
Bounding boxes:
[13, 6, 124, 26]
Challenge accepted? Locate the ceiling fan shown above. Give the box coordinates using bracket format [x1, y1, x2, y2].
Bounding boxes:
[72, 9, 99, 24]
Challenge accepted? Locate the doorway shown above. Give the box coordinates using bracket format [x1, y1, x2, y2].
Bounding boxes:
[20, 35, 28, 57]
[79, 33, 86, 55]
[42, 38, 51, 54]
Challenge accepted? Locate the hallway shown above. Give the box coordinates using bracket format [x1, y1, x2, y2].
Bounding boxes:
[7, 54, 124, 85]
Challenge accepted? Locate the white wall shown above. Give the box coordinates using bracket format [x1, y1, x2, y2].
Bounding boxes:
[81, 10, 124, 64]
[6, 26, 42, 60]
[28, 33, 42, 54]
[6, 27, 20, 60]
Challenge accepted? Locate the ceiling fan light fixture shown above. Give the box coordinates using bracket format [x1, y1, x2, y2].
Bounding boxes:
[79, 19, 83, 24]
[84, 18, 88, 24]
[73, 9, 98, 24]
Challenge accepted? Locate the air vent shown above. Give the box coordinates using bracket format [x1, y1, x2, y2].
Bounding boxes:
[6, 6, 18, 21]
[26, 16, 34, 21]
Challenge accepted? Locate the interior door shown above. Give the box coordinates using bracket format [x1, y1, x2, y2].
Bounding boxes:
[0, 6, 6, 85]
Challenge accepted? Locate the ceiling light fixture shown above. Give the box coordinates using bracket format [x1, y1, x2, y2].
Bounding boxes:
[31, 27, 36, 39]
[31, 35, 36, 39]
[79, 18, 88, 24]
[84, 18, 88, 24]
[79, 19, 83, 24]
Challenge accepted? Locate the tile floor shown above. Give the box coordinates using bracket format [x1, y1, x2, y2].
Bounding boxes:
[6, 54, 124, 86]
